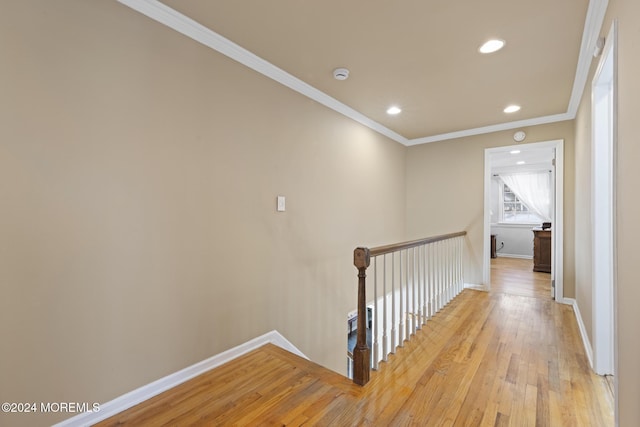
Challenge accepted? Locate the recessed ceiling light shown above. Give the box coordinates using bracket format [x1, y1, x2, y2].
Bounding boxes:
[387, 106, 402, 115]
[504, 105, 521, 113]
[517, 161, 526, 165]
[479, 39, 505, 54]
[510, 150, 521, 154]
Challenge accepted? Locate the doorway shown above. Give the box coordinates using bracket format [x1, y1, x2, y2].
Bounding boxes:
[483, 140, 564, 301]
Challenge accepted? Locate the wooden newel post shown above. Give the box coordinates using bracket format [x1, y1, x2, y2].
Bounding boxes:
[353, 247, 371, 386]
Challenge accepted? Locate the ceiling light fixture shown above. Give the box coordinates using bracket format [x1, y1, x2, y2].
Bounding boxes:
[517, 161, 526, 165]
[479, 39, 505, 54]
[510, 150, 521, 154]
[387, 106, 402, 115]
[504, 105, 521, 113]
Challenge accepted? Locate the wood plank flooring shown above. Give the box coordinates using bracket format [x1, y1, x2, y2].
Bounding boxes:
[490, 256, 551, 299]
[96, 260, 613, 426]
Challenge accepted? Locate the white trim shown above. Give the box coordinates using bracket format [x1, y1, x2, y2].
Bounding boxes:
[591, 21, 617, 377]
[464, 283, 488, 292]
[116, 0, 407, 145]
[492, 223, 542, 229]
[565, 297, 595, 369]
[53, 330, 306, 427]
[566, 0, 610, 116]
[407, 113, 572, 146]
[554, 142, 565, 302]
[496, 254, 533, 260]
[117, 0, 608, 147]
[484, 150, 493, 287]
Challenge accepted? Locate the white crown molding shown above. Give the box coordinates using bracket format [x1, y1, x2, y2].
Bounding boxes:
[406, 112, 572, 146]
[566, 0, 610, 117]
[116, 0, 408, 145]
[53, 330, 306, 427]
[117, 0, 608, 147]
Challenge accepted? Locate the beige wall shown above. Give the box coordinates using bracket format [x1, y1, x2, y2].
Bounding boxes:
[0, 2, 406, 425]
[573, 0, 640, 424]
[573, 60, 598, 351]
[612, 0, 640, 419]
[406, 121, 576, 295]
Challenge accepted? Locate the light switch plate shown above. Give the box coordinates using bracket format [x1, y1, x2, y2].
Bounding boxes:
[277, 196, 286, 212]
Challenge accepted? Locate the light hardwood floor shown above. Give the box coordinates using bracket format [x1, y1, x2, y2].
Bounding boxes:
[96, 261, 613, 426]
[490, 256, 551, 299]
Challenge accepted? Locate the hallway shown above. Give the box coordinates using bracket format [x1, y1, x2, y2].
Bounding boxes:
[96, 283, 614, 426]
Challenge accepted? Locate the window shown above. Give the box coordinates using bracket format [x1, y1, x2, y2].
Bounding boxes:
[501, 183, 544, 223]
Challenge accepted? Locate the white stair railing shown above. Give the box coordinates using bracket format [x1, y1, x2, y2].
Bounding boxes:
[352, 231, 466, 386]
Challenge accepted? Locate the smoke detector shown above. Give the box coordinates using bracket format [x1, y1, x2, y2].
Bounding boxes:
[333, 68, 349, 80]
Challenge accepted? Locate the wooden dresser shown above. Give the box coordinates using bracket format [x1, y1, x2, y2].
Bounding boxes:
[532, 228, 551, 273]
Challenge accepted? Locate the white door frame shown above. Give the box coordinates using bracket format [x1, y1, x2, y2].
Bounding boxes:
[591, 22, 617, 377]
[483, 140, 564, 302]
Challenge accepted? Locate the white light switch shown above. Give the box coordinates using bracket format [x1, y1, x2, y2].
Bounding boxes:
[277, 196, 286, 212]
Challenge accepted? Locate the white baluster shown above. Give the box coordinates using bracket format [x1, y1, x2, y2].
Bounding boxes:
[398, 251, 405, 347]
[432, 242, 438, 313]
[438, 241, 443, 311]
[455, 237, 460, 294]
[391, 252, 396, 353]
[445, 240, 453, 304]
[382, 254, 388, 362]
[416, 247, 420, 329]
[441, 241, 446, 306]
[372, 256, 379, 370]
[421, 245, 424, 325]
[404, 249, 415, 340]
[459, 236, 464, 292]
[420, 245, 426, 329]
[425, 244, 430, 319]
[443, 241, 448, 306]
[445, 241, 449, 304]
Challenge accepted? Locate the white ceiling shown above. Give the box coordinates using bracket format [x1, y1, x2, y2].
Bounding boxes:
[118, 0, 608, 146]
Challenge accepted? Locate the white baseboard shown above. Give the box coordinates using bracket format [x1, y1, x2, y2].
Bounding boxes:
[564, 297, 594, 369]
[464, 283, 489, 292]
[53, 330, 306, 427]
[496, 254, 533, 259]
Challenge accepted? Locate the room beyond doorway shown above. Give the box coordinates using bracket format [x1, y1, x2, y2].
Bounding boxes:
[483, 140, 564, 301]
